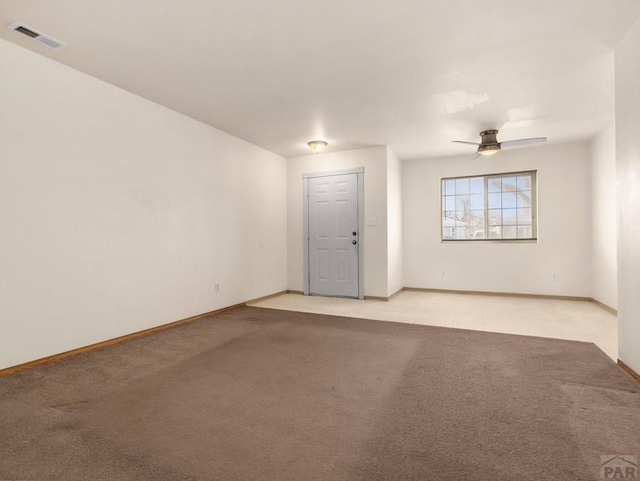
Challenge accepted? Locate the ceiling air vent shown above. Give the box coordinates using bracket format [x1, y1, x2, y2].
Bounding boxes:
[7, 22, 67, 50]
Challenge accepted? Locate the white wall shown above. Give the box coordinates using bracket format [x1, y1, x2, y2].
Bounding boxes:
[615, 19, 640, 373]
[386, 147, 403, 296]
[0, 39, 287, 369]
[590, 123, 618, 310]
[403, 142, 592, 297]
[287, 146, 389, 297]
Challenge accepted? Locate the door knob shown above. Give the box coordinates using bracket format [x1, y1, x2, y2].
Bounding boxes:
[352, 231, 357, 236]
[352, 240, 357, 245]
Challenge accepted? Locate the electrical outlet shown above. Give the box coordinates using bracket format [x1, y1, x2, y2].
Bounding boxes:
[551, 274, 558, 282]
[215, 283, 220, 292]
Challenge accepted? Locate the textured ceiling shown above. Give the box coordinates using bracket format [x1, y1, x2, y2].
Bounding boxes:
[1, 0, 639, 159]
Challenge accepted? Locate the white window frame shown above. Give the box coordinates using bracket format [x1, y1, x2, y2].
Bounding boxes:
[440, 170, 538, 242]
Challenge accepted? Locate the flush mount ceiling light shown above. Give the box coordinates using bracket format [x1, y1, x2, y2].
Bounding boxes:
[307, 140, 328, 154]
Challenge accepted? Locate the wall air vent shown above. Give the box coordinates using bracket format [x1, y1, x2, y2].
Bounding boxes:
[7, 22, 67, 50]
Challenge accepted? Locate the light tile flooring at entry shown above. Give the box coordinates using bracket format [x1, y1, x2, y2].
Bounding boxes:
[249, 291, 618, 361]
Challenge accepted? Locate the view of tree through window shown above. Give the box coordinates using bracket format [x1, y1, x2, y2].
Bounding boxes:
[441, 171, 537, 241]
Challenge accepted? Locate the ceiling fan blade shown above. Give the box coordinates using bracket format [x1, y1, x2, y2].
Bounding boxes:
[452, 140, 480, 146]
[500, 137, 547, 148]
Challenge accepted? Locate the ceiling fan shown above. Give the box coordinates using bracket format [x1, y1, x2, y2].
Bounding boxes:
[452, 129, 547, 158]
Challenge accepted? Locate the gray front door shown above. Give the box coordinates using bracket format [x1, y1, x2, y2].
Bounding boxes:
[307, 172, 359, 298]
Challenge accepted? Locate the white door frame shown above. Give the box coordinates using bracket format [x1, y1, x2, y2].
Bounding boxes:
[303, 167, 365, 299]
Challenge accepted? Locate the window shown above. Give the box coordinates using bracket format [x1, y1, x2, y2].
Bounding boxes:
[441, 171, 537, 241]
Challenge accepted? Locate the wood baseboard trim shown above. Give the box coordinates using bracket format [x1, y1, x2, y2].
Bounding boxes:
[618, 360, 640, 383]
[590, 298, 617, 315]
[403, 287, 591, 302]
[388, 287, 405, 301]
[365, 288, 405, 302]
[0, 302, 246, 378]
[246, 290, 288, 304]
[404, 288, 617, 314]
[286, 290, 304, 295]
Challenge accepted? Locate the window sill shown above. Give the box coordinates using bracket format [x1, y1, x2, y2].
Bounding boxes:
[441, 238, 538, 244]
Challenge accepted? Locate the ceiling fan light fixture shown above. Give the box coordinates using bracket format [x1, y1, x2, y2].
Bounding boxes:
[477, 145, 500, 156]
[453, 128, 547, 157]
[308, 140, 328, 154]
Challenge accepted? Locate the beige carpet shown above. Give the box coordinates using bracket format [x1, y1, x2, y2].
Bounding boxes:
[0, 307, 638, 480]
